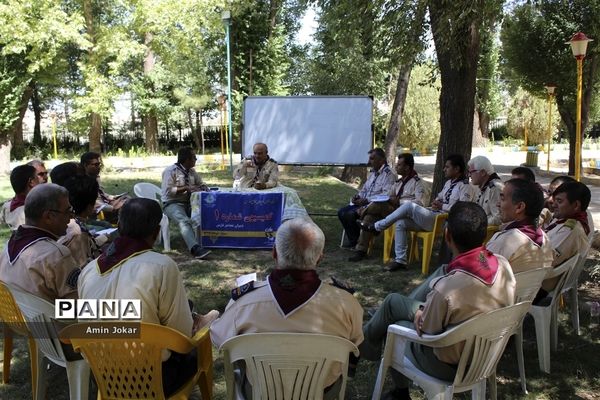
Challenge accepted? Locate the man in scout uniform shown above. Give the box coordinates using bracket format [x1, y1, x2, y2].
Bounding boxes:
[233, 142, 280, 190]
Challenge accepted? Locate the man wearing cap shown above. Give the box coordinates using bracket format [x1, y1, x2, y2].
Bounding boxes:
[467, 155, 502, 226]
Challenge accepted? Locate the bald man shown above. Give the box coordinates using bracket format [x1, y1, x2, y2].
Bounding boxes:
[233, 143, 279, 190]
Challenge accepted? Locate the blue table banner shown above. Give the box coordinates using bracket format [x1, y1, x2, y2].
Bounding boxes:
[199, 191, 284, 249]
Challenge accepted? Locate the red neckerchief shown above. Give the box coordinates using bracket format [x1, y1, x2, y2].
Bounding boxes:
[7, 225, 56, 264]
[9, 193, 26, 212]
[545, 211, 590, 235]
[268, 269, 321, 316]
[396, 170, 418, 199]
[504, 219, 544, 246]
[446, 246, 499, 285]
[97, 236, 153, 274]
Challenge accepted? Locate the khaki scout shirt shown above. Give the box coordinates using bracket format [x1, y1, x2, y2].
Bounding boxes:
[210, 281, 364, 387]
[435, 178, 476, 212]
[58, 219, 102, 269]
[161, 163, 206, 205]
[357, 164, 396, 200]
[486, 226, 554, 274]
[420, 255, 515, 364]
[79, 251, 193, 338]
[543, 218, 589, 292]
[0, 227, 80, 301]
[0, 201, 25, 231]
[388, 174, 429, 207]
[476, 178, 502, 226]
[233, 158, 279, 189]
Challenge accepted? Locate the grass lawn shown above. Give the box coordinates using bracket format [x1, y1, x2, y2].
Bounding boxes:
[0, 166, 599, 399]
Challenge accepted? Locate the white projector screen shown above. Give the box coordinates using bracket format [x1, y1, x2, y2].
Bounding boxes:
[242, 96, 373, 165]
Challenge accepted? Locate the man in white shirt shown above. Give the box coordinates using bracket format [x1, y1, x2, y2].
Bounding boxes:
[1, 164, 41, 231]
[363, 154, 475, 271]
[467, 155, 502, 226]
[338, 148, 395, 250]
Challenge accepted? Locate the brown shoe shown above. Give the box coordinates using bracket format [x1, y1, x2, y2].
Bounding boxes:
[348, 250, 367, 262]
[383, 261, 407, 272]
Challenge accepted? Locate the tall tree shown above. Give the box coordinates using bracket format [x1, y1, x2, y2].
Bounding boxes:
[502, 0, 600, 174]
[429, 0, 503, 197]
[0, 0, 85, 168]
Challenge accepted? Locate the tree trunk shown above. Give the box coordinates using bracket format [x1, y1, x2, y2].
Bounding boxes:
[268, 0, 279, 39]
[10, 82, 34, 159]
[143, 32, 159, 153]
[187, 109, 201, 149]
[478, 110, 490, 139]
[0, 138, 12, 175]
[198, 109, 205, 155]
[472, 109, 486, 147]
[383, 65, 412, 166]
[32, 82, 42, 146]
[83, 0, 102, 153]
[429, 2, 481, 198]
[89, 112, 102, 153]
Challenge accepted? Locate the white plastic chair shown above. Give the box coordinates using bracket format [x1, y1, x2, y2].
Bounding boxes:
[560, 239, 592, 336]
[515, 254, 578, 374]
[507, 268, 549, 394]
[371, 302, 532, 400]
[220, 332, 359, 400]
[8, 285, 91, 400]
[133, 182, 171, 251]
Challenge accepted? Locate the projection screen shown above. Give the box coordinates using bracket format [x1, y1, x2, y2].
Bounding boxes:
[242, 96, 373, 165]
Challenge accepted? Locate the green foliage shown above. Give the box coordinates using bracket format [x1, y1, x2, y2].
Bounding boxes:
[399, 64, 441, 150]
[506, 87, 560, 145]
[477, 28, 503, 120]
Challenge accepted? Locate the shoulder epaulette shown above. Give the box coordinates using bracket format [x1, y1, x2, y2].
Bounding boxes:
[413, 175, 420, 181]
[231, 280, 267, 300]
[564, 219, 577, 230]
[268, 158, 277, 164]
[383, 165, 392, 174]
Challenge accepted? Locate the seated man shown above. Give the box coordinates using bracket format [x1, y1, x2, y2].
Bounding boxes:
[81, 151, 130, 222]
[27, 159, 49, 184]
[210, 218, 364, 397]
[540, 181, 592, 294]
[408, 179, 553, 303]
[350, 153, 428, 262]
[540, 175, 595, 232]
[0, 184, 80, 301]
[359, 202, 515, 400]
[233, 142, 279, 190]
[511, 166, 536, 182]
[58, 175, 114, 268]
[467, 155, 502, 226]
[78, 198, 218, 398]
[1, 164, 39, 230]
[363, 154, 475, 271]
[161, 146, 211, 259]
[338, 148, 396, 250]
[486, 178, 554, 274]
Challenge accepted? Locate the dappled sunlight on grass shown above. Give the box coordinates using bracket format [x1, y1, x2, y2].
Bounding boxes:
[1, 166, 599, 399]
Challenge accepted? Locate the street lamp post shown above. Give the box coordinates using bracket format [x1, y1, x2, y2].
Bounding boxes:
[545, 84, 556, 172]
[222, 10, 234, 172]
[567, 32, 593, 181]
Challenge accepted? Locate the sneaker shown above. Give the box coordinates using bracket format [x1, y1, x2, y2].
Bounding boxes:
[348, 250, 367, 262]
[383, 261, 407, 272]
[191, 245, 211, 259]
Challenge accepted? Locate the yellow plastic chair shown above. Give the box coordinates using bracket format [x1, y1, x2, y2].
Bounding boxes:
[60, 323, 214, 400]
[484, 225, 500, 245]
[408, 213, 448, 275]
[0, 281, 38, 399]
[382, 226, 396, 264]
